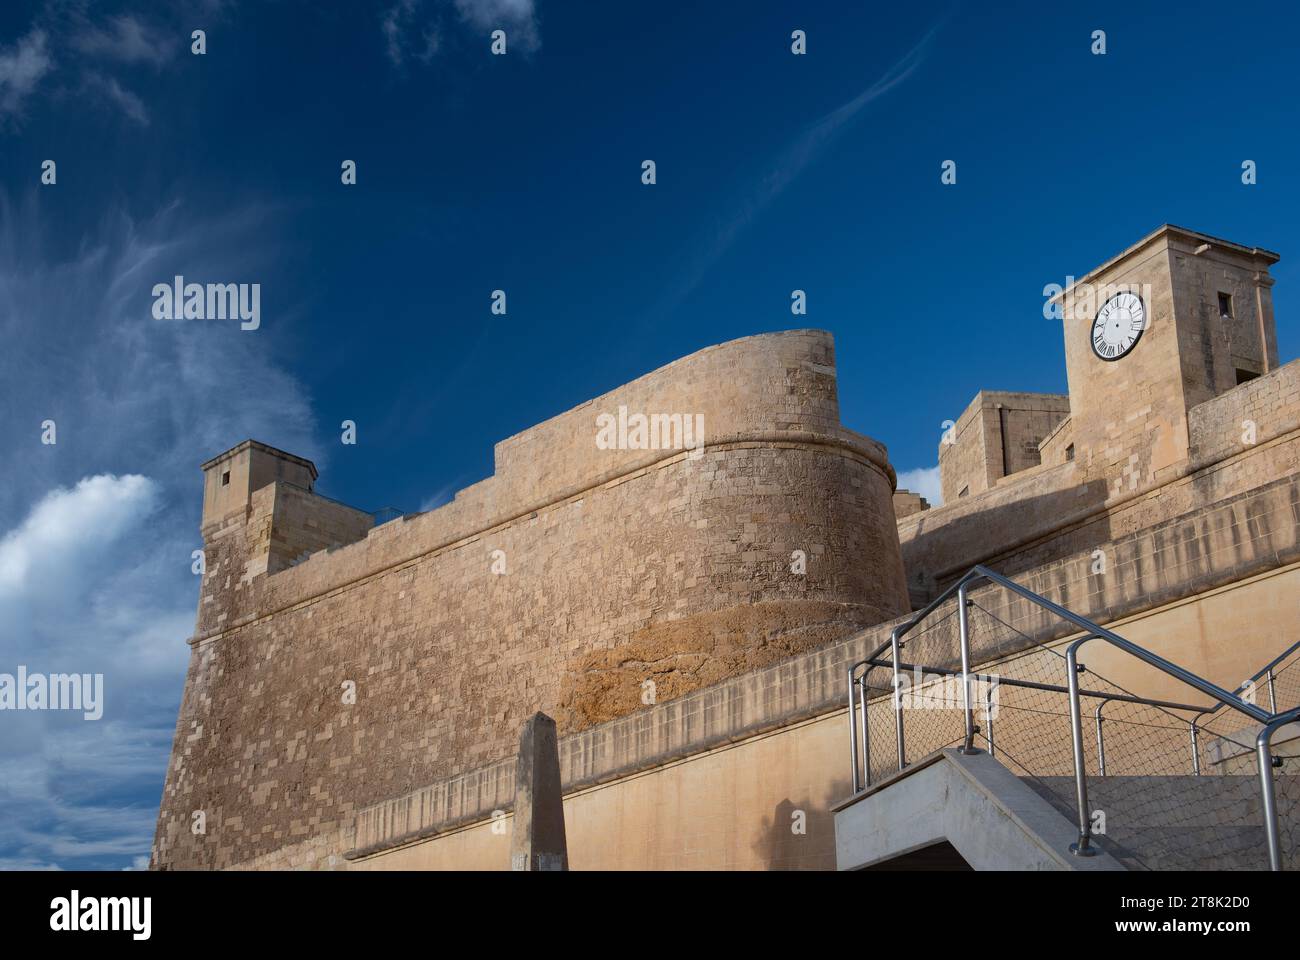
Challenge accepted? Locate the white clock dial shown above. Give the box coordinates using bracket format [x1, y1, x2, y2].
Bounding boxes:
[1091, 291, 1146, 361]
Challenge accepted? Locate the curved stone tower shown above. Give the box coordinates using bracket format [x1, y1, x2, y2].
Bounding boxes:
[152, 329, 908, 869]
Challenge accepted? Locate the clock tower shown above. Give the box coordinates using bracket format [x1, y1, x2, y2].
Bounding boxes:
[1055, 225, 1279, 493]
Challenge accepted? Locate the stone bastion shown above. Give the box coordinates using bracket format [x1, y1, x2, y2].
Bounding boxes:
[152, 328, 908, 869]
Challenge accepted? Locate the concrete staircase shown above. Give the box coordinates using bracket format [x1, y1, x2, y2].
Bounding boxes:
[832, 748, 1125, 871]
[1022, 774, 1297, 871]
[833, 749, 1295, 870]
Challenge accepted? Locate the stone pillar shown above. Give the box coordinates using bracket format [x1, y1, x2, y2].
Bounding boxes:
[509, 712, 568, 871]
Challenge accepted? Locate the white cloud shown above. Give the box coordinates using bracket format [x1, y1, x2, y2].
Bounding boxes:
[896, 465, 943, 507]
[0, 476, 179, 871]
[0, 29, 53, 121]
[0, 475, 157, 605]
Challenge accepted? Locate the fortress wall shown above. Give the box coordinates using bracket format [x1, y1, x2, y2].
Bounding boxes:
[191, 330, 893, 642]
[152, 330, 909, 870]
[230, 458, 1300, 871]
[346, 557, 1300, 872]
[900, 460, 1085, 595]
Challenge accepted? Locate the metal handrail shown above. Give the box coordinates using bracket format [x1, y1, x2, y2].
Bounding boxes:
[968, 565, 1269, 721]
[844, 563, 1295, 869]
[1091, 637, 1300, 776]
[847, 564, 1270, 786]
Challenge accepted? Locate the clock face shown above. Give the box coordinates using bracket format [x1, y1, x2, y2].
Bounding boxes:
[1091, 291, 1146, 361]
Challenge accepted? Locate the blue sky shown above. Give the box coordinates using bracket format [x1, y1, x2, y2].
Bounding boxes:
[0, 0, 1297, 869]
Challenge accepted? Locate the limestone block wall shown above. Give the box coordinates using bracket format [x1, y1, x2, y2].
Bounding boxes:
[229, 456, 1300, 871]
[1037, 415, 1074, 467]
[998, 394, 1071, 475]
[151, 329, 909, 869]
[1189, 359, 1300, 464]
[937, 393, 996, 502]
[938, 391, 1069, 502]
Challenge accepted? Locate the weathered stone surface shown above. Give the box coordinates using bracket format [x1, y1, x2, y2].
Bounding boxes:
[510, 713, 567, 871]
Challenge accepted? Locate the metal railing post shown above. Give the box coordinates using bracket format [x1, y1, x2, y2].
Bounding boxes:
[1189, 721, 1201, 776]
[983, 681, 995, 757]
[1267, 668, 1278, 713]
[1066, 638, 1096, 856]
[957, 582, 977, 754]
[1256, 708, 1300, 871]
[859, 675, 872, 788]
[891, 628, 906, 770]
[847, 665, 860, 794]
[1095, 700, 1108, 777]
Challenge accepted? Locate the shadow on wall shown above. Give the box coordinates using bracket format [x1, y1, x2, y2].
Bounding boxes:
[752, 776, 852, 871]
[904, 475, 1113, 605]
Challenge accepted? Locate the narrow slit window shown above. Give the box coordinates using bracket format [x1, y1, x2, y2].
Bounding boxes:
[1218, 292, 1233, 321]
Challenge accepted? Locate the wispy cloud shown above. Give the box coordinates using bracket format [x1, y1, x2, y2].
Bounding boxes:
[71, 14, 177, 68]
[418, 480, 463, 512]
[382, 0, 538, 66]
[68, 12, 178, 126]
[1, 6, 223, 131]
[0, 194, 320, 869]
[667, 18, 946, 308]
[83, 70, 149, 125]
[453, 0, 539, 50]
[383, 0, 439, 66]
[0, 29, 53, 123]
